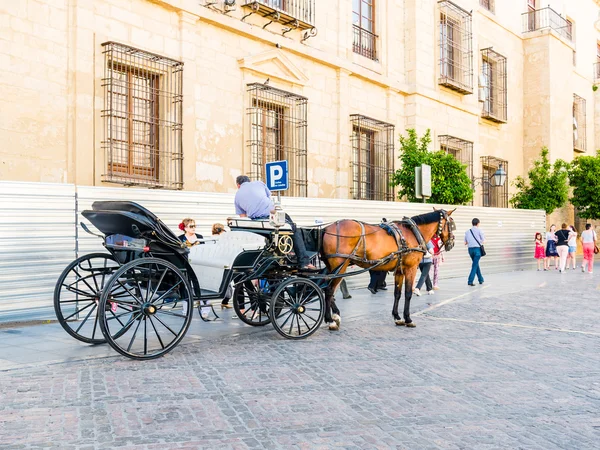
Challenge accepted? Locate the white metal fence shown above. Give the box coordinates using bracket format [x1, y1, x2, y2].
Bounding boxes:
[0, 181, 545, 323]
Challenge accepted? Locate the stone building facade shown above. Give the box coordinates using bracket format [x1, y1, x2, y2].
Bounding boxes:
[1, 0, 599, 213]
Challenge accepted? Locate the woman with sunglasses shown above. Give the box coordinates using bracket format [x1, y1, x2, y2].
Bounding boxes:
[178, 218, 204, 247]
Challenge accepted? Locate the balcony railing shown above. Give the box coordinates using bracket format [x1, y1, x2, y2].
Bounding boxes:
[353, 25, 378, 61]
[243, 0, 315, 29]
[522, 7, 572, 41]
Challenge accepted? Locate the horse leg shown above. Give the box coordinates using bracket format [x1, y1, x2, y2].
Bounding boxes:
[392, 271, 405, 326]
[327, 268, 348, 332]
[402, 266, 418, 328]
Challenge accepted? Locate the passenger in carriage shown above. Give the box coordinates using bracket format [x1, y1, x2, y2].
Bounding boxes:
[178, 218, 204, 247]
[234, 175, 316, 270]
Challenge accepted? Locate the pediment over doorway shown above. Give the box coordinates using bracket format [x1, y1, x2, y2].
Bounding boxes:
[238, 50, 309, 86]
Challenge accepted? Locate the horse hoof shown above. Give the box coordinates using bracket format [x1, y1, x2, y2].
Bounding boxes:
[406, 322, 416, 328]
[395, 320, 406, 326]
[329, 323, 339, 331]
[332, 314, 341, 328]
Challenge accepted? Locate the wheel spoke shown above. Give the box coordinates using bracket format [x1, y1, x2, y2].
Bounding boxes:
[75, 303, 97, 334]
[148, 316, 166, 350]
[116, 280, 144, 306]
[126, 316, 143, 352]
[71, 268, 99, 294]
[63, 284, 96, 298]
[154, 309, 187, 319]
[151, 313, 180, 337]
[63, 301, 95, 321]
[107, 308, 127, 328]
[143, 316, 148, 355]
[149, 267, 169, 303]
[276, 307, 294, 328]
[151, 280, 183, 305]
[87, 259, 100, 293]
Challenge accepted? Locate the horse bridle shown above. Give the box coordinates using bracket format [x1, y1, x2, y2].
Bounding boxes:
[436, 210, 456, 252]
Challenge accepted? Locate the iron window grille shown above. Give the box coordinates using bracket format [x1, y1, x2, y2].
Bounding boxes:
[480, 0, 494, 13]
[439, 135, 473, 182]
[595, 43, 600, 80]
[101, 42, 183, 189]
[438, 1, 473, 94]
[573, 94, 586, 152]
[242, 1, 315, 29]
[350, 115, 395, 201]
[352, 0, 377, 61]
[481, 156, 508, 208]
[480, 48, 507, 123]
[247, 83, 308, 197]
[521, 7, 572, 41]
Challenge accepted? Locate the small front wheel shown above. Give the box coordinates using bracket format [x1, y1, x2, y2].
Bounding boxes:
[269, 278, 324, 340]
[98, 258, 194, 360]
[233, 280, 272, 326]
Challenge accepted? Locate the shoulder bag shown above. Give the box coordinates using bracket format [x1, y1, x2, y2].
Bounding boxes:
[470, 229, 486, 257]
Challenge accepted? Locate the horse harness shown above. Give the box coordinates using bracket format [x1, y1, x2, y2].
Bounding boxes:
[324, 211, 455, 273]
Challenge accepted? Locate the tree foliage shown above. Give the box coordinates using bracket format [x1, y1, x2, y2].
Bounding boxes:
[509, 147, 569, 214]
[390, 129, 473, 205]
[568, 150, 600, 219]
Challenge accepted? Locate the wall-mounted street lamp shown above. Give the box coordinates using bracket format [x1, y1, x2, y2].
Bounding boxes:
[473, 163, 507, 189]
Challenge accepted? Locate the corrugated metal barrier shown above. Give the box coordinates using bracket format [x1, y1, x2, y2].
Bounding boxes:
[0, 182, 546, 323]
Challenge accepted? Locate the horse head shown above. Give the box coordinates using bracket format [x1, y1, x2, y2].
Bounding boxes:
[434, 208, 456, 252]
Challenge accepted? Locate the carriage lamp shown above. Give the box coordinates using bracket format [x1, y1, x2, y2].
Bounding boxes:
[473, 164, 507, 190]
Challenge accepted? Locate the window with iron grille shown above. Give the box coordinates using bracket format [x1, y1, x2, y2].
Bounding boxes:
[480, 48, 507, 123]
[573, 94, 586, 152]
[350, 115, 394, 201]
[480, 0, 494, 13]
[481, 156, 508, 208]
[247, 83, 307, 197]
[439, 135, 473, 182]
[439, 1, 473, 94]
[101, 42, 183, 189]
[352, 0, 377, 61]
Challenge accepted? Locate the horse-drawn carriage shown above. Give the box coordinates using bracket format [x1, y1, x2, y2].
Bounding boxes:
[54, 201, 456, 360]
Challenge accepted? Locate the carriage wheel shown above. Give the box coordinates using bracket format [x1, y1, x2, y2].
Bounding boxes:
[269, 278, 324, 340]
[233, 280, 272, 326]
[54, 253, 120, 344]
[98, 258, 194, 360]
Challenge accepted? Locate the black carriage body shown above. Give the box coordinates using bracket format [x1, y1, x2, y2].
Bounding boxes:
[81, 201, 204, 296]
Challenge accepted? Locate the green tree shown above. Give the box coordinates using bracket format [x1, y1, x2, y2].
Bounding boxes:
[568, 150, 600, 219]
[390, 129, 473, 204]
[509, 147, 569, 214]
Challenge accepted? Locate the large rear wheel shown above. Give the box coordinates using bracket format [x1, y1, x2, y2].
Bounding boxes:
[54, 253, 119, 344]
[98, 258, 194, 360]
[269, 278, 324, 340]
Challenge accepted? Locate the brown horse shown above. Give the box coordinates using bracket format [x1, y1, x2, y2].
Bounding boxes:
[319, 209, 456, 330]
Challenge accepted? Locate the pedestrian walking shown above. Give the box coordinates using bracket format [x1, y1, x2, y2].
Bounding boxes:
[534, 232, 545, 271]
[581, 223, 597, 273]
[465, 218, 485, 286]
[413, 241, 435, 296]
[545, 224, 559, 270]
[566, 225, 578, 270]
[431, 235, 444, 289]
[555, 223, 570, 273]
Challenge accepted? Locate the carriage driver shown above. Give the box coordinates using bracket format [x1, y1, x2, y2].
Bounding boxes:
[234, 175, 315, 270]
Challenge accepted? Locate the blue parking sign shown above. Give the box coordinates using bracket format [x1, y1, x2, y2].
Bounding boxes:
[265, 160, 289, 191]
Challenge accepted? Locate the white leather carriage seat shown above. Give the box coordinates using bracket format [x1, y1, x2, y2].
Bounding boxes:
[228, 217, 293, 231]
[187, 231, 266, 293]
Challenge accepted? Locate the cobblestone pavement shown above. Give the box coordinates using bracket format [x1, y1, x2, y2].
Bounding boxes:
[1, 268, 600, 449]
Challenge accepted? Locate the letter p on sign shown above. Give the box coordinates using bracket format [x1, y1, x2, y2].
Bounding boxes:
[265, 160, 289, 191]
